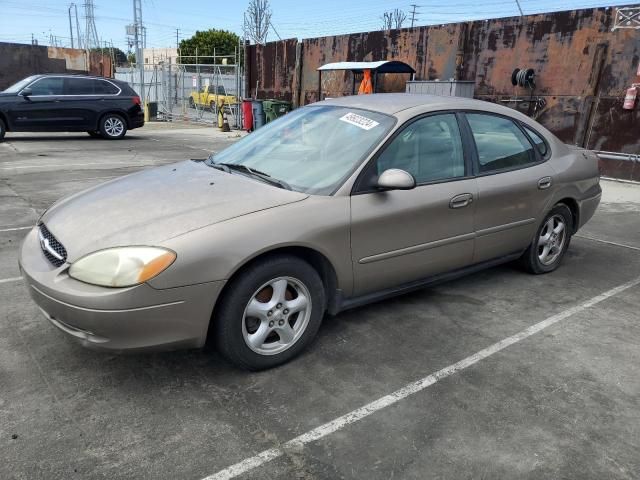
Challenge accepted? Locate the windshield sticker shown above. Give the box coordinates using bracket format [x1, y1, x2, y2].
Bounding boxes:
[339, 112, 380, 130]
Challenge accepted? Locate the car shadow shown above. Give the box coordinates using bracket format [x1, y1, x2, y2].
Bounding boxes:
[4, 135, 144, 142]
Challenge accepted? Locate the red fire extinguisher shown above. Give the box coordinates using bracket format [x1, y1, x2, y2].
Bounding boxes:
[623, 86, 637, 110]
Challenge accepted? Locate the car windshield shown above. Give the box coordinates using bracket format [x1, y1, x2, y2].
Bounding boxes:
[3, 76, 37, 93]
[207, 105, 395, 195]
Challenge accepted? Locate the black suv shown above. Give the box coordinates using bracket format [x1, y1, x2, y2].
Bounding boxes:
[0, 74, 144, 140]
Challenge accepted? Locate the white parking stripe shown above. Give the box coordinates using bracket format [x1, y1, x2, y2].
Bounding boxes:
[202, 276, 640, 480]
[0, 277, 22, 284]
[576, 234, 640, 252]
[0, 226, 33, 233]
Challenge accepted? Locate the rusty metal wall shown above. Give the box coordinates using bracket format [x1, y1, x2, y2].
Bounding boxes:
[248, 39, 297, 101]
[248, 6, 640, 180]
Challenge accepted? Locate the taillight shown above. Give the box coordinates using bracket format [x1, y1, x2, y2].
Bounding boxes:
[132, 96, 141, 105]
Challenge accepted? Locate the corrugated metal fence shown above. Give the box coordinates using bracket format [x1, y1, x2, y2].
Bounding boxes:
[246, 6, 640, 180]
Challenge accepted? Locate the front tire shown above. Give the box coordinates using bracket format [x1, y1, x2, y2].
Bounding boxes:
[0, 117, 6, 141]
[520, 204, 573, 274]
[100, 114, 127, 139]
[213, 255, 325, 370]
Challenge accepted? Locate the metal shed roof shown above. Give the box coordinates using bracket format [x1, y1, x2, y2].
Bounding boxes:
[317, 60, 416, 74]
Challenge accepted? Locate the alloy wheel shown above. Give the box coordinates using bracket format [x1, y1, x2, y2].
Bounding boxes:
[241, 276, 312, 356]
[537, 214, 567, 266]
[104, 117, 124, 137]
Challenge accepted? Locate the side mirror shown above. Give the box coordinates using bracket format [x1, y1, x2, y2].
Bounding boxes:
[19, 88, 32, 97]
[376, 169, 416, 191]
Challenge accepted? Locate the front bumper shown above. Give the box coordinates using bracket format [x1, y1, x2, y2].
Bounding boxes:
[19, 227, 224, 352]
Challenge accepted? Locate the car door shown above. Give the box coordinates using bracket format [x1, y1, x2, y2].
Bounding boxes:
[62, 77, 101, 129]
[7, 77, 65, 130]
[350, 112, 478, 296]
[463, 112, 556, 263]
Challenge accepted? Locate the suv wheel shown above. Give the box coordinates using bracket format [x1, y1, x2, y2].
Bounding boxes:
[0, 117, 6, 141]
[520, 204, 573, 274]
[100, 114, 127, 139]
[213, 255, 325, 370]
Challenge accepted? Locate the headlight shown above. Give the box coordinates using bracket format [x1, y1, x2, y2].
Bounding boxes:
[68, 247, 176, 287]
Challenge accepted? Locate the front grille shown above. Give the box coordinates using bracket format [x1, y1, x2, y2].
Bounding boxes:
[38, 223, 67, 267]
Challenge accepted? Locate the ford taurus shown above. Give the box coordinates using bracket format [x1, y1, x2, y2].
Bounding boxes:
[19, 94, 601, 370]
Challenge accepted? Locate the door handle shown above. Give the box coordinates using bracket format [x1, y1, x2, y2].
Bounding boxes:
[449, 193, 473, 209]
[538, 176, 552, 190]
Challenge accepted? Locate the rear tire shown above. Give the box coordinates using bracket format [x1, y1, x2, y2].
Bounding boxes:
[520, 204, 573, 274]
[189, 97, 195, 109]
[100, 114, 127, 140]
[0, 117, 6, 141]
[213, 255, 325, 370]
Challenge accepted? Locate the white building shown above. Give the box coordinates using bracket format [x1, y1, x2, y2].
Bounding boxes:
[142, 47, 179, 64]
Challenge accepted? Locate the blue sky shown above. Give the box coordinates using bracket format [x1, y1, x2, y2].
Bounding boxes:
[0, 0, 635, 51]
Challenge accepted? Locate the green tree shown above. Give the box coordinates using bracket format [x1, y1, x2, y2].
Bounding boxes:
[179, 29, 240, 64]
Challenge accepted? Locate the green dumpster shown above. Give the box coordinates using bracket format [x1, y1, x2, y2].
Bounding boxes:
[263, 99, 292, 123]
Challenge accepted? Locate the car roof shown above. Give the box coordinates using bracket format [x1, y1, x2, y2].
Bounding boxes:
[319, 93, 519, 117]
[30, 73, 113, 81]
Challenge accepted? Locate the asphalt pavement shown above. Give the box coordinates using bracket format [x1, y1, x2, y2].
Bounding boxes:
[1, 124, 639, 480]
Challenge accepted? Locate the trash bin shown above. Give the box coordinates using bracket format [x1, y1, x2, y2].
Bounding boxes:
[252, 100, 265, 130]
[146, 101, 158, 121]
[263, 99, 292, 123]
[242, 99, 254, 131]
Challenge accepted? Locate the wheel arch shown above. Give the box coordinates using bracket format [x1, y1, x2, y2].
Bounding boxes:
[556, 197, 579, 233]
[0, 111, 9, 131]
[209, 246, 339, 335]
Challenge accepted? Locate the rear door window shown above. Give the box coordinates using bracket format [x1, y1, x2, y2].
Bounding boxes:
[29, 77, 65, 95]
[94, 80, 119, 94]
[64, 78, 95, 95]
[466, 113, 537, 173]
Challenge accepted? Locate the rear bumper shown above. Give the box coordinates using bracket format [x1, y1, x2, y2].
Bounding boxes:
[19, 227, 224, 352]
[129, 112, 145, 129]
[577, 185, 602, 231]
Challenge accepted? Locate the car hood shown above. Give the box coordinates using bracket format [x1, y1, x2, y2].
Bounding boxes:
[41, 160, 308, 261]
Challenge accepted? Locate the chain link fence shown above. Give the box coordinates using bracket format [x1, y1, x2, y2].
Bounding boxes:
[115, 59, 244, 129]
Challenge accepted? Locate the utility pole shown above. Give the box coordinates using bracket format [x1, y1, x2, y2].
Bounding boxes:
[409, 4, 420, 28]
[68, 3, 75, 48]
[175, 28, 180, 49]
[133, 0, 144, 103]
[514, 0, 524, 16]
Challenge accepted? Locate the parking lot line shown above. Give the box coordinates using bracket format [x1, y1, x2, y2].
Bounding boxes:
[202, 276, 640, 480]
[0, 226, 32, 233]
[0, 276, 22, 284]
[576, 234, 640, 252]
